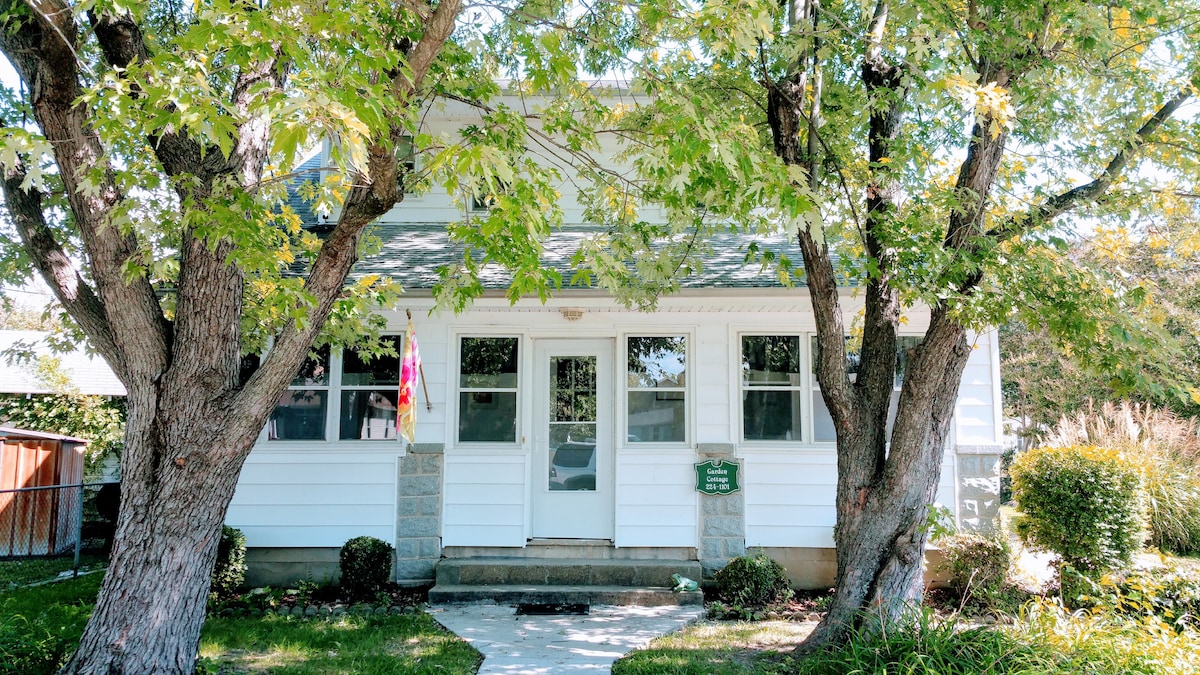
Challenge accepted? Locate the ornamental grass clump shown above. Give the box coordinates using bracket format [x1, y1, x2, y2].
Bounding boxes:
[1009, 444, 1144, 575]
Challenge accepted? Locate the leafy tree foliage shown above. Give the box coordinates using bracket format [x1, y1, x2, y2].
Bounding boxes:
[473, 0, 1200, 648]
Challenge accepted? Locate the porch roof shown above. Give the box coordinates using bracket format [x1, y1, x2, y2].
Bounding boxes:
[349, 222, 836, 292]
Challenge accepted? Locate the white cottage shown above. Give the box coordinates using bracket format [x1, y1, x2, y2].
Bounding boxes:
[226, 102, 1005, 592]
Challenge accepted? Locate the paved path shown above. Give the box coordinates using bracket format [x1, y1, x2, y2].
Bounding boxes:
[429, 603, 704, 674]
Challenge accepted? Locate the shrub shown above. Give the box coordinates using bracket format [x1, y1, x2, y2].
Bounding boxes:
[713, 551, 793, 609]
[339, 536, 393, 602]
[938, 532, 1021, 611]
[1010, 444, 1144, 574]
[1046, 401, 1200, 555]
[1097, 564, 1200, 631]
[210, 525, 246, 600]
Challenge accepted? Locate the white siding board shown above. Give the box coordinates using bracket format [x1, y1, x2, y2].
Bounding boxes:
[229, 449, 398, 547]
[614, 452, 696, 547]
[442, 452, 526, 547]
[750, 525, 834, 548]
[240, 525, 394, 548]
[230, 483, 396, 506]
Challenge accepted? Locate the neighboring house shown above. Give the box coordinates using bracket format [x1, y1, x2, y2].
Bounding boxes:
[0, 330, 126, 397]
[225, 96, 1005, 588]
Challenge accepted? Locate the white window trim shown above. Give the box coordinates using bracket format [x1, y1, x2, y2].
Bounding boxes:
[737, 333, 807, 445]
[618, 329, 694, 450]
[263, 337, 406, 447]
[449, 332, 525, 450]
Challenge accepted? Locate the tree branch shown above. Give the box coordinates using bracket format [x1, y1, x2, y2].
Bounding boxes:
[992, 80, 1194, 239]
[0, 159, 126, 382]
[0, 0, 169, 384]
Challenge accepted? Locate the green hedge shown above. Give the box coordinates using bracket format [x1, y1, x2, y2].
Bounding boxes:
[1010, 445, 1144, 574]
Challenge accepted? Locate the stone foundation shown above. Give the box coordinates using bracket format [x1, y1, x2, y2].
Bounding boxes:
[394, 443, 444, 585]
[696, 444, 745, 580]
[245, 547, 340, 587]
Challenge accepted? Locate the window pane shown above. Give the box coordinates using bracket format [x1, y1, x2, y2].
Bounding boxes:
[551, 356, 596, 422]
[743, 390, 802, 441]
[292, 346, 330, 387]
[810, 336, 859, 385]
[813, 394, 836, 443]
[627, 336, 686, 388]
[895, 336, 922, 387]
[269, 390, 327, 440]
[342, 336, 402, 386]
[460, 338, 518, 388]
[459, 391, 517, 442]
[742, 336, 800, 385]
[339, 389, 399, 440]
[627, 391, 685, 442]
[549, 428, 596, 492]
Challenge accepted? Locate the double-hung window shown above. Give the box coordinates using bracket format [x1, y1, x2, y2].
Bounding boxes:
[626, 336, 687, 443]
[741, 335, 803, 441]
[457, 337, 520, 443]
[267, 339, 404, 442]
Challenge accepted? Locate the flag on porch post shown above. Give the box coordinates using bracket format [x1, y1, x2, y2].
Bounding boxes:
[397, 318, 421, 444]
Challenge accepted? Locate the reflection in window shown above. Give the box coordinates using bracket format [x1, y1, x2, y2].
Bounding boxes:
[270, 344, 331, 441]
[627, 336, 686, 443]
[741, 336, 802, 441]
[549, 355, 598, 491]
[458, 337, 519, 443]
[338, 336, 402, 440]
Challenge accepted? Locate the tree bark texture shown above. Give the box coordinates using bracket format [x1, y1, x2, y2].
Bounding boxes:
[0, 0, 463, 670]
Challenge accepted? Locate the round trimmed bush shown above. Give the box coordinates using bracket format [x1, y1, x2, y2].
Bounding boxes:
[1010, 445, 1144, 574]
[714, 551, 794, 608]
[339, 536, 394, 602]
[210, 525, 246, 600]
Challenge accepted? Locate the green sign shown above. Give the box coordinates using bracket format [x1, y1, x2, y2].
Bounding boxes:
[695, 459, 740, 495]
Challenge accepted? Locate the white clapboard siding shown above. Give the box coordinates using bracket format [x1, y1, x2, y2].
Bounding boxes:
[955, 331, 1000, 444]
[614, 451, 697, 546]
[744, 449, 957, 548]
[442, 451, 527, 546]
[694, 323, 732, 443]
[228, 450, 399, 547]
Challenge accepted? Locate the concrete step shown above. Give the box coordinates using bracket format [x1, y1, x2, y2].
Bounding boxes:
[428, 584, 704, 607]
[442, 541, 697, 560]
[435, 558, 703, 588]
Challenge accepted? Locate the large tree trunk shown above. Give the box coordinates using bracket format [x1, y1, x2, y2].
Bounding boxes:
[64, 409, 255, 672]
[803, 311, 973, 647]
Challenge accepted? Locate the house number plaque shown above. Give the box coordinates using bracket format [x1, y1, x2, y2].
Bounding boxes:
[694, 459, 741, 495]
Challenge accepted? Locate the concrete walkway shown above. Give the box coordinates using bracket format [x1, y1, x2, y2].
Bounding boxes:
[429, 603, 705, 674]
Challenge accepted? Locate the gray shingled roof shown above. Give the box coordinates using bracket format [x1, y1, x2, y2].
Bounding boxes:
[351, 222, 812, 291]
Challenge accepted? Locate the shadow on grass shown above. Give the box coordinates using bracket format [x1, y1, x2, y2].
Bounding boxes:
[0, 574, 480, 675]
[200, 613, 481, 674]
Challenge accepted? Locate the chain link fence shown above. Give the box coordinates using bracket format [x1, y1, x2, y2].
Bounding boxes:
[0, 481, 118, 588]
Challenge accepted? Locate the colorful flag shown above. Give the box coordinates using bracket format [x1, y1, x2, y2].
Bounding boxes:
[397, 319, 421, 444]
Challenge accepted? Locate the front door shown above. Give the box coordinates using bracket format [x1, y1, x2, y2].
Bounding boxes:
[531, 339, 613, 539]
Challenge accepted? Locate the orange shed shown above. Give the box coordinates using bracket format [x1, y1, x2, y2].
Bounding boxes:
[0, 427, 87, 556]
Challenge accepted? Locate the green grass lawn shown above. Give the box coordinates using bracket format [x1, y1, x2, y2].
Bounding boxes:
[613, 621, 810, 675]
[0, 574, 480, 675]
[0, 554, 109, 588]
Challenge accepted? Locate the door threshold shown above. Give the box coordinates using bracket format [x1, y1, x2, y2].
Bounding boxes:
[526, 538, 613, 545]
